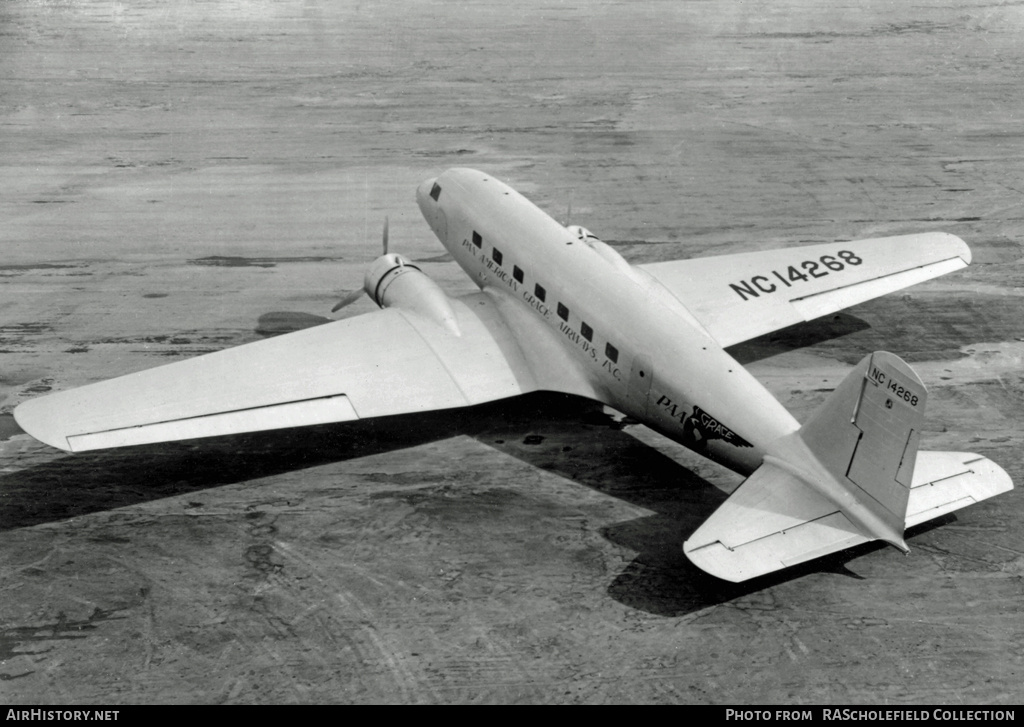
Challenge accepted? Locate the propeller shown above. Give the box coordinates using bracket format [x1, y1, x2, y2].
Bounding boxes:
[330, 288, 364, 313]
[331, 217, 391, 314]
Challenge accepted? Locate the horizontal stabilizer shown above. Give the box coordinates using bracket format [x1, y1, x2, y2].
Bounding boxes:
[906, 451, 1013, 528]
[683, 460, 870, 582]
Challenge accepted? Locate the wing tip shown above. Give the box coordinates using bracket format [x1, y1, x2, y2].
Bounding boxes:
[939, 231, 972, 266]
[13, 397, 74, 452]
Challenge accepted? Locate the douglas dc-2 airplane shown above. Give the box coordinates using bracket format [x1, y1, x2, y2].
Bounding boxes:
[15, 168, 1013, 582]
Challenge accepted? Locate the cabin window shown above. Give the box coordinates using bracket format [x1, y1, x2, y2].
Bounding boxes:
[472, 231, 482, 248]
[580, 322, 593, 342]
[557, 302, 569, 321]
[513, 266, 524, 283]
[430, 183, 442, 201]
[492, 248, 503, 265]
[535, 284, 546, 302]
[605, 343, 619, 363]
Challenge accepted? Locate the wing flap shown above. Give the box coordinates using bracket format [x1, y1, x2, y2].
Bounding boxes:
[638, 233, 970, 347]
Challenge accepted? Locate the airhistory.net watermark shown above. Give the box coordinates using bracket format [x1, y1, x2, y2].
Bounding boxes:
[6, 712, 119, 721]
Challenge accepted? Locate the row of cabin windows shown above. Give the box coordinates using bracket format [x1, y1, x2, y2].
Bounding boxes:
[472, 229, 620, 366]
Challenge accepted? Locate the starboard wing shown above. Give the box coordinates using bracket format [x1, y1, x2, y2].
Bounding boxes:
[15, 292, 588, 452]
[638, 233, 971, 348]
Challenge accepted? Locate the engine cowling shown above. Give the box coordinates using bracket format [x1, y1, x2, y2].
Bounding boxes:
[363, 253, 461, 336]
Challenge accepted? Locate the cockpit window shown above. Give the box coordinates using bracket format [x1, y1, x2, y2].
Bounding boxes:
[430, 183, 442, 201]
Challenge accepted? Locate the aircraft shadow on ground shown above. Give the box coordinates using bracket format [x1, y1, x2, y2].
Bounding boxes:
[2, 310, 889, 616]
[602, 517, 953, 617]
[726, 311, 871, 365]
[0, 389, 953, 617]
[0, 406, 472, 532]
[469, 393, 954, 616]
[1, 393, 629, 533]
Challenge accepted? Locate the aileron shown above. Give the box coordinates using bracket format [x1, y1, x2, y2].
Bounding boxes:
[65, 394, 359, 452]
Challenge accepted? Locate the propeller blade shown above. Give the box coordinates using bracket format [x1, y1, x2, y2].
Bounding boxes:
[331, 288, 365, 313]
[332, 216, 389, 313]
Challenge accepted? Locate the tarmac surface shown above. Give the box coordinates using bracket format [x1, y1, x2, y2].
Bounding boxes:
[2, 0, 1023, 705]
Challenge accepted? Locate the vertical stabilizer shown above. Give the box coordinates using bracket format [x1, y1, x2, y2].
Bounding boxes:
[799, 351, 926, 538]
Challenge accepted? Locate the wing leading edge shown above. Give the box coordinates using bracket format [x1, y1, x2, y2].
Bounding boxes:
[15, 292, 590, 452]
[638, 232, 971, 348]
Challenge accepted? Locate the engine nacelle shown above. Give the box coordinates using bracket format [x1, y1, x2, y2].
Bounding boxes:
[363, 253, 461, 336]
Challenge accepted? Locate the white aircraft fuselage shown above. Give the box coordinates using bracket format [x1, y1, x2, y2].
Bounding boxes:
[416, 168, 798, 477]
